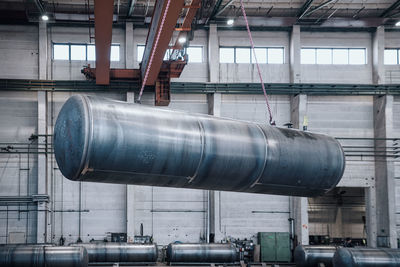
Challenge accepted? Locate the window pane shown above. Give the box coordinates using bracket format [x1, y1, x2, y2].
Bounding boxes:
[333, 49, 348, 64]
[70, 45, 86, 60]
[53, 44, 69, 60]
[268, 48, 284, 64]
[137, 45, 145, 62]
[87, 45, 95, 61]
[111, 45, 120, 61]
[349, 49, 366, 65]
[301, 48, 316, 64]
[235, 48, 251, 63]
[187, 47, 203, 63]
[316, 49, 332, 64]
[384, 49, 398, 65]
[220, 48, 234, 63]
[251, 48, 267, 64]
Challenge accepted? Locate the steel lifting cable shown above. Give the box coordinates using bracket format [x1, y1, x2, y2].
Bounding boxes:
[137, 0, 173, 103]
[239, 0, 275, 125]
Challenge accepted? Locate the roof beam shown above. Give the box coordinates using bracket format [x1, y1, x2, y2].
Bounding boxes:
[215, 0, 235, 17]
[127, 0, 136, 17]
[303, 0, 336, 17]
[207, 0, 223, 23]
[380, 0, 400, 18]
[297, 0, 314, 18]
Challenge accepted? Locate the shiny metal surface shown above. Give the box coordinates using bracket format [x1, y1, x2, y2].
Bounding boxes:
[71, 243, 157, 263]
[54, 95, 345, 197]
[294, 245, 339, 267]
[333, 247, 400, 267]
[166, 243, 237, 263]
[0, 245, 88, 267]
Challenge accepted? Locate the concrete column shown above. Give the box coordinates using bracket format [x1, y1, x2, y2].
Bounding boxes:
[125, 22, 134, 69]
[37, 91, 50, 243]
[207, 93, 222, 242]
[372, 27, 385, 85]
[208, 24, 219, 83]
[373, 95, 396, 248]
[290, 94, 309, 245]
[289, 25, 301, 84]
[38, 21, 48, 79]
[126, 92, 135, 242]
[365, 185, 377, 247]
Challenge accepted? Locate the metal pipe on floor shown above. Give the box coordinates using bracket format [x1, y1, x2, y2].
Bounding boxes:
[294, 245, 339, 267]
[70, 243, 157, 264]
[333, 247, 400, 267]
[54, 95, 345, 197]
[167, 243, 237, 263]
[0, 245, 88, 267]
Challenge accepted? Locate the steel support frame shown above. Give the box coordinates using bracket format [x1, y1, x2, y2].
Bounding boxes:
[94, 0, 114, 85]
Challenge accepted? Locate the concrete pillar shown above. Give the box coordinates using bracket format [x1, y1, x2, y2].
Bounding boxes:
[290, 94, 309, 245]
[365, 185, 377, 247]
[125, 22, 134, 69]
[373, 95, 396, 248]
[372, 27, 385, 85]
[289, 25, 301, 84]
[126, 92, 135, 242]
[208, 24, 219, 83]
[37, 91, 50, 243]
[38, 21, 48, 79]
[207, 93, 222, 242]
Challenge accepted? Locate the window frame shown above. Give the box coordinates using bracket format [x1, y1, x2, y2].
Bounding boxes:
[301, 47, 367, 65]
[384, 48, 400, 65]
[52, 42, 120, 62]
[219, 46, 285, 64]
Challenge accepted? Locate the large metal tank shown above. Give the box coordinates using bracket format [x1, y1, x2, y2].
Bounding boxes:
[54, 95, 345, 197]
[333, 247, 400, 267]
[0, 245, 88, 267]
[294, 245, 339, 267]
[71, 243, 157, 263]
[166, 243, 237, 263]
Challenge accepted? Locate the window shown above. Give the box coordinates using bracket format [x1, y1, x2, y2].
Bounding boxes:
[186, 46, 203, 63]
[219, 47, 284, 64]
[348, 49, 366, 65]
[385, 49, 399, 65]
[53, 43, 120, 61]
[71, 45, 86, 60]
[301, 48, 367, 65]
[220, 48, 235, 63]
[235, 48, 251, 63]
[301, 49, 316, 64]
[53, 44, 69, 60]
[137, 45, 145, 62]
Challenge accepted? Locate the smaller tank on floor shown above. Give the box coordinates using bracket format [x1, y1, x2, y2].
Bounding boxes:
[166, 243, 237, 264]
[71, 242, 158, 264]
[294, 245, 339, 267]
[333, 247, 400, 267]
[0, 245, 88, 267]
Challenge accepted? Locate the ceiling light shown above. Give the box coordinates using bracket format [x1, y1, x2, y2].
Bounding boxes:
[396, 21, 400, 27]
[178, 36, 187, 44]
[227, 19, 234, 26]
[41, 14, 49, 21]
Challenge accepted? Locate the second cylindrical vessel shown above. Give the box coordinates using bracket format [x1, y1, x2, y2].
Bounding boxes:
[54, 95, 345, 197]
[166, 243, 237, 263]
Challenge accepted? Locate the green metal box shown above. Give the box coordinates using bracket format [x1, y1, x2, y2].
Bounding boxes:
[258, 232, 290, 262]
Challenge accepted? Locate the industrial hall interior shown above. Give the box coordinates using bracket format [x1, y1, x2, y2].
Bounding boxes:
[0, 0, 400, 266]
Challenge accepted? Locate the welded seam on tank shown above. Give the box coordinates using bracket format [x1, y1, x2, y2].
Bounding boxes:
[79, 95, 94, 178]
[187, 119, 205, 184]
[248, 124, 269, 188]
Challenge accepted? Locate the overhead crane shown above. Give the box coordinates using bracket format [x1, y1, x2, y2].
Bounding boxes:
[82, 0, 201, 106]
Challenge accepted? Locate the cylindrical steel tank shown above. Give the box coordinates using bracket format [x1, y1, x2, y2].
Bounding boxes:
[71, 243, 157, 263]
[54, 95, 345, 197]
[294, 245, 339, 267]
[166, 243, 237, 263]
[0, 245, 88, 267]
[333, 247, 400, 267]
